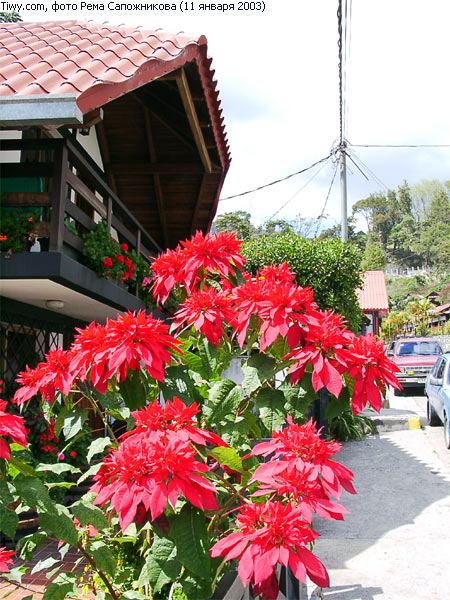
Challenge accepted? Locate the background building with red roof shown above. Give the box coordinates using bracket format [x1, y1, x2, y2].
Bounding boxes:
[357, 270, 389, 336]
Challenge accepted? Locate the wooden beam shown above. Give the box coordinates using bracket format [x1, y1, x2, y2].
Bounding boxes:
[176, 69, 212, 174]
[66, 169, 107, 219]
[49, 143, 68, 252]
[191, 174, 210, 234]
[1, 192, 51, 207]
[131, 90, 197, 154]
[144, 107, 168, 248]
[96, 120, 119, 196]
[109, 162, 205, 175]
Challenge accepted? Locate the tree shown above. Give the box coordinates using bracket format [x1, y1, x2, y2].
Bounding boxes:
[361, 236, 387, 271]
[407, 298, 433, 336]
[0, 11, 22, 21]
[213, 210, 253, 240]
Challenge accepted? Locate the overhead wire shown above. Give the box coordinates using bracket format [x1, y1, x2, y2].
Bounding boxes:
[348, 142, 450, 148]
[314, 162, 339, 237]
[218, 152, 334, 202]
[267, 156, 332, 222]
[346, 147, 390, 191]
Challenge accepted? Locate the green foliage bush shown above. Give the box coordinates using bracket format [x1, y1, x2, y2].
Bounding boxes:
[242, 234, 363, 331]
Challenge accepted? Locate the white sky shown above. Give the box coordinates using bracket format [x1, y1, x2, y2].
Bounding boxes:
[19, 0, 450, 231]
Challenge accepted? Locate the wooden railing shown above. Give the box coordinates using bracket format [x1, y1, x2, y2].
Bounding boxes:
[0, 136, 162, 262]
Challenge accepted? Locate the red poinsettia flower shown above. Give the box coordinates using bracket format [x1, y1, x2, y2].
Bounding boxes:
[343, 334, 402, 414]
[70, 322, 109, 391]
[180, 230, 246, 290]
[91, 429, 218, 531]
[0, 399, 28, 459]
[257, 283, 318, 351]
[0, 547, 14, 573]
[258, 262, 296, 285]
[286, 311, 354, 398]
[151, 246, 186, 303]
[251, 463, 349, 524]
[14, 348, 75, 405]
[211, 501, 329, 596]
[249, 417, 356, 499]
[102, 311, 181, 384]
[128, 396, 228, 447]
[173, 287, 235, 347]
[231, 277, 268, 347]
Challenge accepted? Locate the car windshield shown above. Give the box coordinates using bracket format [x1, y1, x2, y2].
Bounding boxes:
[396, 341, 442, 356]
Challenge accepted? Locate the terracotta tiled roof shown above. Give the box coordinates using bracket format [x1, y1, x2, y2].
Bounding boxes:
[0, 20, 230, 167]
[434, 302, 450, 315]
[357, 270, 389, 312]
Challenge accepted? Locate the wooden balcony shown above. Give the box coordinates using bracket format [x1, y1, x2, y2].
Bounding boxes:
[0, 135, 168, 320]
[1, 136, 163, 260]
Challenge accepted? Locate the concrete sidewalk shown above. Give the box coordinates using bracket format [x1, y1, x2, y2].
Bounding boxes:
[315, 426, 450, 600]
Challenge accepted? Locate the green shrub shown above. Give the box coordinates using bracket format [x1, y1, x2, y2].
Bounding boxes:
[242, 234, 363, 331]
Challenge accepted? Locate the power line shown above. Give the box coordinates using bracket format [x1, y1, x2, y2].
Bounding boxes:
[349, 143, 450, 148]
[267, 157, 332, 222]
[219, 152, 334, 202]
[314, 162, 339, 237]
[346, 147, 390, 190]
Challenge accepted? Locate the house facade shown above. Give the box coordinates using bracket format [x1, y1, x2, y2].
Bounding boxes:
[0, 20, 230, 398]
[357, 270, 389, 336]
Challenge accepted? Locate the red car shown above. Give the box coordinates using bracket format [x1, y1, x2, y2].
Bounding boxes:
[388, 337, 443, 393]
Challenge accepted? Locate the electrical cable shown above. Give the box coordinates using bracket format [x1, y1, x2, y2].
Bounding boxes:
[346, 147, 390, 190]
[349, 142, 450, 148]
[267, 157, 332, 222]
[314, 162, 339, 237]
[218, 152, 334, 202]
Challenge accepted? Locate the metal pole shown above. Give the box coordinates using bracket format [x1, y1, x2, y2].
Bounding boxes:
[340, 142, 348, 242]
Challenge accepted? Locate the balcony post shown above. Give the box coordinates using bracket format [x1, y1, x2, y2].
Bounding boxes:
[106, 197, 112, 231]
[49, 141, 68, 252]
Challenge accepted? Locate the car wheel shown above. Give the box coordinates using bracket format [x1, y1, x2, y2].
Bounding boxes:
[444, 415, 450, 450]
[427, 401, 440, 427]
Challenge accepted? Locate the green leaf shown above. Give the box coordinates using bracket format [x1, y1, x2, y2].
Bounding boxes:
[42, 572, 76, 600]
[180, 572, 212, 600]
[242, 353, 276, 394]
[197, 339, 219, 379]
[77, 462, 102, 485]
[89, 541, 117, 577]
[217, 416, 251, 454]
[31, 556, 60, 575]
[86, 436, 112, 463]
[242, 408, 263, 440]
[325, 396, 348, 420]
[0, 479, 13, 504]
[160, 365, 199, 406]
[280, 377, 316, 423]
[169, 505, 210, 579]
[256, 388, 286, 433]
[138, 534, 181, 592]
[14, 477, 55, 514]
[62, 406, 88, 440]
[210, 446, 245, 474]
[40, 505, 78, 546]
[118, 369, 147, 411]
[71, 502, 109, 532]
[0, 505, 18, 539]
[17, 530, 49, 562]
[36, 463, 81, 475]
[53, 405, 71, 437]
[203, 379, 244, 427]
[8, 456, 37, 478]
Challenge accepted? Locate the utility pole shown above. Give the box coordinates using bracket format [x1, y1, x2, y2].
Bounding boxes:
[340, 141, 348, 242]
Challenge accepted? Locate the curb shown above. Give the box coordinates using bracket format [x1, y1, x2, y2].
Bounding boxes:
[366, 413, 423, 432]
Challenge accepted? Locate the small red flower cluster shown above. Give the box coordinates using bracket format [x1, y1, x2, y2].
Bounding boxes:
[211, 418, 353, 597]
[0, 235, 7, 241]
[14, 311, 180, 403]
[38, 416, 60, 454]
[102, 241, 135, 282]
[91, 397, 222, 531]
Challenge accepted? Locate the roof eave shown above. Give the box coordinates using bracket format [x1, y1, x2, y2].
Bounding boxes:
[0, 93, 83, 127]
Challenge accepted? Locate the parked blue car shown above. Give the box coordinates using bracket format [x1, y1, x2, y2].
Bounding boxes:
[425, 352, 450, 449]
